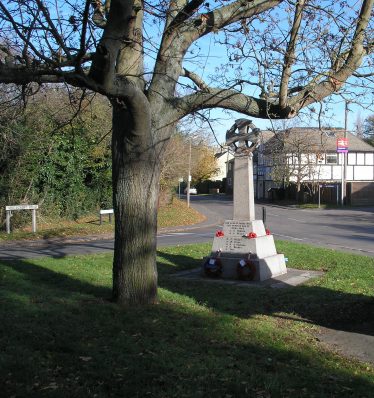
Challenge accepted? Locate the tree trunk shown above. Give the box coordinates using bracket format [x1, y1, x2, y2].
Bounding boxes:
[111, 104, 161, 305]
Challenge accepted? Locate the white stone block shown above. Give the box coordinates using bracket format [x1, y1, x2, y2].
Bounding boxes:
[257, 254, 287, 281]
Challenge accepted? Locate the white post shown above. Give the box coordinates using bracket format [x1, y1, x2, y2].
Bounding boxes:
[32, 209, 37, 233]
[187, 140, 192, 208]
[340, 153, 344, 206]
[342, 101, 349, 205]
[6, 210, 11, 234]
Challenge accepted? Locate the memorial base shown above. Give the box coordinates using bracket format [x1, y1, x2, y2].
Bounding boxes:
[204, 219, 287, 281]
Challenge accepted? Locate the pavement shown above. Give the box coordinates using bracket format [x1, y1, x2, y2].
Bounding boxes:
[173, 266, 324, 289]
[318, 325, 374, 366]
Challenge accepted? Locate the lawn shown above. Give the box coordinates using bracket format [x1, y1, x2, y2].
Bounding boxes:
[1, 241, 373, 397]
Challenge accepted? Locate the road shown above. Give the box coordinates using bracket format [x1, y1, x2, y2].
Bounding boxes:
[0, 195, 373, 260]
[190, 195, 374, 257]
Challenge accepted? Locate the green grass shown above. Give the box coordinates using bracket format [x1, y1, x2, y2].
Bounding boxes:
[0, 198, 204, 241]
[298, 203, 343, 209]
[1, 241, 374, 397]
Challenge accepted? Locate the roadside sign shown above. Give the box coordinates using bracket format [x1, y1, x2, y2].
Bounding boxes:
[337, 138, 348, 153]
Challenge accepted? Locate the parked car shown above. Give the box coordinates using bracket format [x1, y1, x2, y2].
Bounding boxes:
[184, 187, 197, 195]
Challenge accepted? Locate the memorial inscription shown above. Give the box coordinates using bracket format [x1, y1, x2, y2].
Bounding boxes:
[224, 221, 252, 236]
[224, 237, 248, 251]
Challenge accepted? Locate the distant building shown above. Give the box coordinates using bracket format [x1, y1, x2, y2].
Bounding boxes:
[213, 148, 234, 182]
[226, 128, 374, 205]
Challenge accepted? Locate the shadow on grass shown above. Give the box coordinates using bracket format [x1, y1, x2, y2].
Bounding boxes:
[1, 257, 373, 397]
[1, 258, 111, 300]
[157, 250, 374, 337]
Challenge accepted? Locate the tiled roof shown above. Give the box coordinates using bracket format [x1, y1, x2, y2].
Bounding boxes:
[259, 127, 374, 153]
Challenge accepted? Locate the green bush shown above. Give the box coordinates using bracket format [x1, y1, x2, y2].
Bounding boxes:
[0, 89, 112, 228]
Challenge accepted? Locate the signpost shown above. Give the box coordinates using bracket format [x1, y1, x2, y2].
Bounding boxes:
[337, 137, 348, 205]
[5, 204, 38, 234]
[337, 138, 348, 153]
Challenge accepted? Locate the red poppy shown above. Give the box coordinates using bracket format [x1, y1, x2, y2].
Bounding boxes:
[215, 230, 224, 237]
[247, 232, 257, 239]
[265, 229, 271, 235]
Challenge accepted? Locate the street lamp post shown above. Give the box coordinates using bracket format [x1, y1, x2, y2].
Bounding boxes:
[187, 140, 192, 208]
[341, 101, 349, 205]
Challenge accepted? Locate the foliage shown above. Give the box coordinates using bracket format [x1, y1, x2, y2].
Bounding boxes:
[191, 145, 219, 185]
[363, 115, 374, 146]
[160, 131, 218, 193]
[0, 88, 112, 225]
[1, 241, 374, 396]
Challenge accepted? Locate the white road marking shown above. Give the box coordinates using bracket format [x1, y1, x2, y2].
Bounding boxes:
[274, 233, 304, 241]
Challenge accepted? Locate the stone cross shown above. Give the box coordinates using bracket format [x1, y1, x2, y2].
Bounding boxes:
[225, 119, 259, 221]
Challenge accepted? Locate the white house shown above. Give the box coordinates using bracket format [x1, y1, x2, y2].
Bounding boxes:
[226, 128, 374, 205]
[214, 148, 234, 181]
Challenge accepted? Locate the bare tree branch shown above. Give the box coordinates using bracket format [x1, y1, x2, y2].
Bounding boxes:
[76, 0, 92, 71]
[167, 0, 205, 30]
[0, 1, 55, 65]
[35, 0, 72, 59]
[174, 87, 289, 120]
[149, 0, 283, 101]
[279, 0, 305, 108]
[89, 0, 134, 89]
[289, 0, 374, 114]
[183, 0, 283, 44]
[181, 68, 209, 91]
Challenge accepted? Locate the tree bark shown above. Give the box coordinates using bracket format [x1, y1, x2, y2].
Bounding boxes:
[111, 103, 161, 305]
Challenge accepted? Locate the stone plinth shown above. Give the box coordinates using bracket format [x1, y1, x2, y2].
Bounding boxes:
[207, 219, 287, 281]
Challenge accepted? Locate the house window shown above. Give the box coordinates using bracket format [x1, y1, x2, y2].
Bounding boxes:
[326, 154, 337, 164]
[357, 153, 365, 165]
[348, 153, 356, 165]
[366, 153, 374, 165]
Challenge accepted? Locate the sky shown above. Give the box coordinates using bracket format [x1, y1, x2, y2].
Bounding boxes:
[167, 2, 374, 145]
